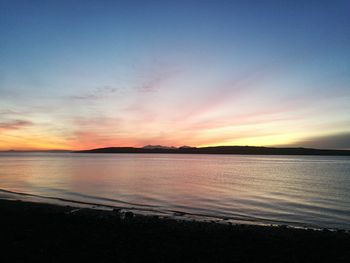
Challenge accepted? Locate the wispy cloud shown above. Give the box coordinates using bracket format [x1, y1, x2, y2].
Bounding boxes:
[70, 86, 119, 100]
[0, 109, 21, 116]
[0, 120, 33, 131]
[136, 73, 173, 93]
[135, 64, 182, 93]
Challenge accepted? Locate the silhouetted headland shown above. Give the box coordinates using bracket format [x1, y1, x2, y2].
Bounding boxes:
[75, 145, 350, 156]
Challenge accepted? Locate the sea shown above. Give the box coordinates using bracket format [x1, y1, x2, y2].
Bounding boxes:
[1, 152, 349, 230]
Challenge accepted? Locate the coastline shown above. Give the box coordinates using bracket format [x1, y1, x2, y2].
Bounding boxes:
[1, 199, 349, 262]
[2, 188, 347, 231]
[75, 146, 350, 156]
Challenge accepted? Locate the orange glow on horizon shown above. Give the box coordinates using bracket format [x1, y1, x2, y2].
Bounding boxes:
[0, 130, 328, 151]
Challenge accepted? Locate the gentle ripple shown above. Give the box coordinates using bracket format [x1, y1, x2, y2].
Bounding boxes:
[0, 153, 349, 229]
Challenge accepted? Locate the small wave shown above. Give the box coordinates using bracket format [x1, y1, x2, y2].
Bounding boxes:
[58, 190, 162, 209]
[0, 188, 166, 214]
[0, 187, 324, 230]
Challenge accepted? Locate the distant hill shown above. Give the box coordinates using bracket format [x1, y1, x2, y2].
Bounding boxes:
[75, 146, 350, 156]
[142, 145, 177, 150]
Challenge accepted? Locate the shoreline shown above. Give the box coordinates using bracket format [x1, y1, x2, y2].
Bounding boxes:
[1, 188, 346, 232]
[1, 199, 350, 262]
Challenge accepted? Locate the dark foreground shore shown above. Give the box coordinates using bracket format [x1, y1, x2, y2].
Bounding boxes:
[1, 199, 349, 262]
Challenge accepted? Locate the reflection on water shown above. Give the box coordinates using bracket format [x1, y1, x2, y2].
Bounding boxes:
[0, 153, 350, 229]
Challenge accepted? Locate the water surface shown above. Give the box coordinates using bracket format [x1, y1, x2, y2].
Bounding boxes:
[0, 153, 349, 229]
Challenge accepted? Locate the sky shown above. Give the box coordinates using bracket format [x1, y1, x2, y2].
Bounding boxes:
[0, 0, 349, 150]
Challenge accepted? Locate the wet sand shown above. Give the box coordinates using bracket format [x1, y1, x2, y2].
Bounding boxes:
[1, 199, 349, 262]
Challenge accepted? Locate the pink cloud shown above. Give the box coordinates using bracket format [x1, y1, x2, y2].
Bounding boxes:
[0, 120, 33, 131]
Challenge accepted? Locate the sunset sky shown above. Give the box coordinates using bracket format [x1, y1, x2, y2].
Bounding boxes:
[1, 0, 349, 150]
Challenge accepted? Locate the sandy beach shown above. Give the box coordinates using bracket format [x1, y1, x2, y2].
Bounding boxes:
[1, 199, 349, 262]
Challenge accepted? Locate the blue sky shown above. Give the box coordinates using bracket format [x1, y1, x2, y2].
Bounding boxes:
[0, 0, 349, 150]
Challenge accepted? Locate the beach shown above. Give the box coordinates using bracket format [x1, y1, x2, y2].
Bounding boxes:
[1, 199, 349, 262]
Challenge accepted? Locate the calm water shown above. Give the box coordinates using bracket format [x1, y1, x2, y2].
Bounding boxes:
[1, 153, 350, 229]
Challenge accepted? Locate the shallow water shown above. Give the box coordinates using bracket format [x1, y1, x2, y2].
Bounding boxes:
[0, 153, 349, 229]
